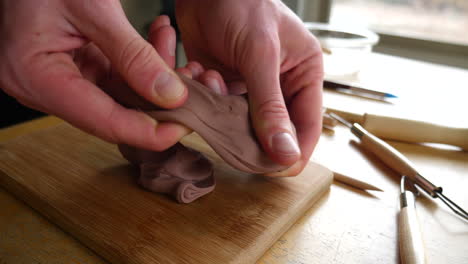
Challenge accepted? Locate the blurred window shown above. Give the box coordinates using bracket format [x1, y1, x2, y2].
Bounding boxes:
[330, 0, 468, 45]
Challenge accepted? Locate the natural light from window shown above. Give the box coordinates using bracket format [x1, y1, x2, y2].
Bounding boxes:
[330, 0, 468, 46]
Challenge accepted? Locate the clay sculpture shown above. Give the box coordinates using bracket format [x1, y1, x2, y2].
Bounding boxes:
[104, 74, 287, 203]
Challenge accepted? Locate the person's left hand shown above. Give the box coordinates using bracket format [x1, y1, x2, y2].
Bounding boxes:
[175, 0, 324, 176]
[103, 15, 230, 148]
[0, 0, 190, 152]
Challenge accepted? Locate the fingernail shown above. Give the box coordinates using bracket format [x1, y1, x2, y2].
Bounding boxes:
[154, 71, 185, 102]
[206, 78, 221, 94]
[271, 132, 301, 156]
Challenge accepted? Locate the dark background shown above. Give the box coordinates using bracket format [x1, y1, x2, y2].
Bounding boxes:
[0, 91, 45, 128]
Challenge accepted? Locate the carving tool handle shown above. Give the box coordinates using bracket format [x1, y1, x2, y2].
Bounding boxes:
[351, 124, 441, 197]
[363, 114, 468, 150]
[399, 191, 426, 264]
[325, 107, 468, 150]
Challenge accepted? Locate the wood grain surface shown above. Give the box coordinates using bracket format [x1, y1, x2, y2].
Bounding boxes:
[0, 123, 332, 264]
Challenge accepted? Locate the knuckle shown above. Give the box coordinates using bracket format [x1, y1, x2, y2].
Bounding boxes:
[255, 97, 289, 122]
[250, 31, 278, 55]
[240, 30, 279, 70]
[118, 37, 154, 78]
[104, 106, 122, 144]
[105, 108, 164, 151]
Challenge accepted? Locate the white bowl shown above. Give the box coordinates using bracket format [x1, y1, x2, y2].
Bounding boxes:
[305, 22, 379, 78]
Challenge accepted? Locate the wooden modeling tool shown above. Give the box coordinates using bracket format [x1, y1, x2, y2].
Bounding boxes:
[399, 176, 426, 264]
[325, 107, 468, 150]
[322, 111, 338, 131]
[333, 171, 383, 192]
[321, 47, 332, 55]
[329, 113, 468, 222]
[322, 112, 338, 128]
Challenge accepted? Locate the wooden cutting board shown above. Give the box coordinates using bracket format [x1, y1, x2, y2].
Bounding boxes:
[0, 124, 332, 264]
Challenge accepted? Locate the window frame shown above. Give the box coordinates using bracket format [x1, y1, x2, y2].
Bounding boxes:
[301, 0, 468, 69]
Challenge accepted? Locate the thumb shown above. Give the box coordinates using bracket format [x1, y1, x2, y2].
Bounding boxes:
[241, 42, 301, 166]
[66, 0, 186, 109]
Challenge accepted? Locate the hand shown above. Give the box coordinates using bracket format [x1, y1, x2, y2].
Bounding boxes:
[176, 0, 324, 176]
[102, 15, 230, 151]
[0, 0, 188, 151]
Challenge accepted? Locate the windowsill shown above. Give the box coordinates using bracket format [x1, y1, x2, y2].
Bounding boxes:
[373, 32, 468, 70]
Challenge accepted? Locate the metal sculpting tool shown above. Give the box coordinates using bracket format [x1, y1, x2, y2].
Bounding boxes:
[329, 112, 468, 221]
[324, 80, 397, 103]
[399, 176, 426, 264]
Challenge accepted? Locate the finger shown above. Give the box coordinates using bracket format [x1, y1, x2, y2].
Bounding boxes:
[266, 56, 324, 177]
[100, 67, 192, 147]
[227, 81, 247, 95]
[198, 70, 228, 95]
[153, 122, 192, 150]
[30, 53, 178, 151]
[149, 14, 170, 33]
[65, 1, 186, 109]
[148, 15, 176, 69]
[16, 97, 48, 114]
[264, 162, 304, 177]
[147, 16, 192, 146]
[265, 84, 321, 177]
[241, 39, 300, 166]
[175, 67, 192, 78]
[74, 43, 111, 84]
[185, 61, 204, 80]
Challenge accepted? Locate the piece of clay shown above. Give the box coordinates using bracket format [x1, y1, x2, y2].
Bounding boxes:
[119, 144, 215, 203]
[104, 74, 288, 203]
[104, 74, 288, 174]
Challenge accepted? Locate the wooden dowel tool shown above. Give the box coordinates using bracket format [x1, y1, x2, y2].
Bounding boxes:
[399, 176, 426, 264]
[325, 107, 468, 150]
[333, 171, 383, 192]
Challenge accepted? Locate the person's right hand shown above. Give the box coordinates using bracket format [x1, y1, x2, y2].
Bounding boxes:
[176, 0, 324, 176]
[0, 0, 187, 151]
